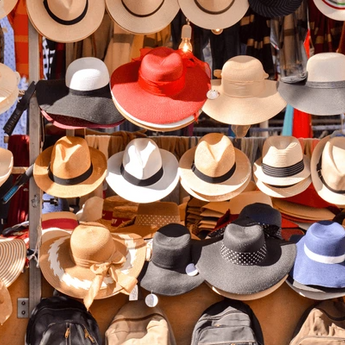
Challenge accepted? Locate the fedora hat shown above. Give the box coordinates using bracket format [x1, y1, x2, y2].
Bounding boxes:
[202, 55, 286, 125]
[0, 280, 12, 325]
[290, 221, 345, 289]
[193, 220, 296, 294]
[0, 148, 13, 188]
[106, 0, 180, 34]
[179, 133, 251, 200]
[313, 0, 345, 21]
[278, 53, 345, 116]
[0, 0, 18, 19]
[106, 138, 179, 203]
[26, 0, 105, 43]
[248, 0, 303, 18]
[178, 0, 249, 30]
[36, 57, 125, 128]
[33, 136, 107, 198]
[311, 135, 345, 206]
[39, 221, 146, 310]
[139, 223, 204, 296]
[41, 211, 78, 232]
[110, 46, 211, 127]
[0, 63, 20, 114]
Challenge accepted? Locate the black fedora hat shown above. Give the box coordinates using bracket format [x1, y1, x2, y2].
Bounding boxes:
[249, 0, 303, 18]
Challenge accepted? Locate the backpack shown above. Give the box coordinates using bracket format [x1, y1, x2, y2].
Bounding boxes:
[105, 299, 176, 345]
[191, 298, 264, 345]
[25, 295, 102, 345]
[289, 299, 345, 345]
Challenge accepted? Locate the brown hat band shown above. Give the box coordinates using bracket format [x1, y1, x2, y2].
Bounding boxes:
[194, 0, 234, 14]
[48, 163, 93, 186]
[191, 161, 236, 184]
[120, 164, 163, 187]
[121, 0, 164, 17]
[262, 159, 304, 178]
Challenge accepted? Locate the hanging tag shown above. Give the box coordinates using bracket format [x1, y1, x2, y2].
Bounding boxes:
[206, 89, 220, 100]
[185, 263, 199, 277]
[145, 293, 158, 308]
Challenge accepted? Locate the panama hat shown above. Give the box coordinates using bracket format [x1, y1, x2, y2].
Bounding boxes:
[0, 148, 13, 188]
[193, 220, 296, 294]
[26, 0, 105, 43]
[106, 0, 180, 34]
[0, 280, 12, 325]
[36, 57, 125, 127]
[110, 46, 211, 126]
[249, 0, 303, 18]
[139, 223, 204, 296]
[313, 0, 345, 21]
[0, 0, 18, 20]
[178, 0, 249, 30]
[0, 63, 20, 115]
[202, 55, 286, 125]
[33, 136, 107, 198]
[179, 133, 251, 200]
[278, 53, 345, 116]
[39, 221, 146, 310]
[106, 138, 179, 204]
[311, 135, 345, 206]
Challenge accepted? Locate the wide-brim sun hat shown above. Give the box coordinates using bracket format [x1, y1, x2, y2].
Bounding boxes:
[249, 0, 303, 18]
[311, 135, 345, 206]
[110, 46, 211, 126]
[202, 55, 286, 125]
[179, 133, 252, 198]
[0, 280, 12, 325]
[36, 57, 125, 127]
[278, 53, 345, 116]
[26, 0, 105, 43]
[33, 136, 107, 198]
[106, 0, 180, 34]
[139, 223, 204, 296]
[0, 63, 20, 115]
[107, 138, 179, 204]
[193, 221, 296, 294]
[313, 0, 345, 21]
[0, 148, 13, 188]
[39, 222, 146, 309]
[0, 0, 18, 20]
[178, 0, 249, 30]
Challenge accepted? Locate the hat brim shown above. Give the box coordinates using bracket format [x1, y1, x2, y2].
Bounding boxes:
[106, 149, 179, 204]
[0, 0, 18, 19]
[278, 80, 345, 115]
[202, 79, 286, 125]
[33, 146, 107, 198]
[0, 148, 13, 187]
[179, 146, 251, 196]
[248, 0, 303, 17]
[26, 0, 105, 43]
[313, 0, 345, 21]
[193, 236, 296, 294]
[111, 59, 210, 125]
[179, 0, 249, 30]
[0, 281, 12, 325]
[39, 232, 146, 300]
[105, 0, 179, 34]
[36, 80, 125, 126]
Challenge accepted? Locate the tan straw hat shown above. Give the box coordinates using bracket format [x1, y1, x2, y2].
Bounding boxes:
[33, 136, 107, 198]
[39, 221, 146, 310]
[0, 63, 20, 114]
[0, 0, 18, 19]
[0, 280, 12, 325]
[26, 0, 105, 43]
[0, 148, 13, 187]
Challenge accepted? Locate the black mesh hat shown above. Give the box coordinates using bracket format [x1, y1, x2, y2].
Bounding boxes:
[249, 0, 303, 18]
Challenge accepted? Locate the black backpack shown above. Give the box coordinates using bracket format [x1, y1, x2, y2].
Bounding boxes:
[191, 298, 264, 345]
[25, 295, 102, 345]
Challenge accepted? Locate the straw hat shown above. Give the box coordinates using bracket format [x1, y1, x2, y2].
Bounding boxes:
[106, 0, 180, 34]
[0, 280, 12, 325]
[41, 211, 79, 232]
[249, 0, 303, 18]
[110, 47, 211, 127]
[202, 55, 286, 125]
[107, 138, 179, 203]
[311, 135, 345, 206]
[313, 0, 345, 21]
[178, 0, 249, 30]
[179, 133, 251, 199]
[0, 63, 20, 115]
[0, 148, 13, 188]
[33, 136, 107, 198]
[39, 221, 146, 310]
[278, 53, 345, 116]
[0, 0, 18, 20]
[26, 0, 105, 43]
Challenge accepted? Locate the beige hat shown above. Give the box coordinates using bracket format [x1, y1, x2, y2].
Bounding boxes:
[0, 148, 13, 187]
[26, 0, 105, 43]
[0, 63, 20, 114]
[202, 55, 286, 125]
[313, 0, 345, 21]
[0, 0, 18, 20]
[0, 280, 12, 325]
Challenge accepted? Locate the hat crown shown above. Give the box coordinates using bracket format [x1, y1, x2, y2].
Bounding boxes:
[195, 133, 235, 178]
[50, 136, 92, 180]
[66, 57, 110, 91]
[240, 202, 282, 227]
[122, 0, 164, 16]
[46, 0, 87, 21]
[194, 0, 235, 13]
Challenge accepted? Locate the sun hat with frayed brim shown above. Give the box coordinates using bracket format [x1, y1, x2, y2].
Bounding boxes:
[33, 136, 107, 198]
[39, 222, 146, 309]
[36, 57, 125, 128]
[139, 223, 204, 296]
[278, 53, 345, 115]
[179, 0, 249, 30]
[26, 0, 105, 43]
[249, 0, 303, 18]
[106, 0, 179, 34]
[111, 47, 211, 126]
[0, 0, 18, 20]
[193, 220, 296, 294]
[311, 135, 345, 206]
[202, 55, 286, 125]
[0, 148, 13, 188]
[0, 280, 12, 326]
[179, 133, 252, 200]
[313, 0, 345, 21]
[106, 138, 179, 204]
